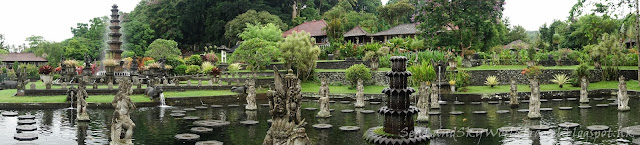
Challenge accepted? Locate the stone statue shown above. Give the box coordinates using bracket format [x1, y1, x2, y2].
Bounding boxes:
[110, 79, 136, 145]
[416, 82, 430, 122]
[354, 79, 365, 108]
[316, 78, 331, 118]
[509, 77, 519, 108]
[528, 77, 541, 119]
[618, 76, 630, 111]
[430, 83, 440, 109]
[245, 79, 257, 110]
[580, 76, 589, 103]
[76, 75, 90, 121]
[15, 67, 26, 96]
[263, 67, 310, 145]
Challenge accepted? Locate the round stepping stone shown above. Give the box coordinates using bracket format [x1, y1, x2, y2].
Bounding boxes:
[470, 102, 482, 105]
[260, 104, 270, 107]
[196, 140, 223, 145]
[620, 125, 640, 136]
[517, 109, 529, 112]
[341, 109, 354, 113]
[17, 120, 36, 125]
[18, 115, 35, 120]
[329, 109, 335, 112]
[434, 129, 455, 137]
[529, 125, 551, 131]
[16, 125, 37, 132]
[558, 122, 580, 128]
[171, 110, 186, 113]
[370, 102, 381, 105]
[312, 100, 319, 103]
[540, 99, 548, 102]
[454, 102, 465, 105]
[194, 120, 230, 127]
[175, 133, 200, 141]
[313, 124, 332, 129]
[521, 100, 530, 103]
[339, 126, 360, 131]
[596, 104, 610, 107]
[439, 101, 447, 105]
[540, 108, 553, 111]
[183, 116, 200, 121]
[170, 113, 186, 118]
[587, 125, 609, 131]
[609, 103, 618, 106]
[267, 119, 272, 124]
[227, 104, 240, 107]
[190, 127, 213, 133]
[559, 107, 573, 110]
[496, 110, 510, 114]
[472, 111, 487, 114]
[340, 101, 351, 104]
[428, 111, 441, 115]
[488, 101, 499, 104]
[593, 98, 605, 101]
[498, 127, 520, 133]
[2, 112, 18, 116]
[301, 99, 310, 102]
[240, 120, 259, 125]
[450, 111, 463, 115]
[466, 128, 488, 136]
[607, 98, 617, 101]
[329, 101, 336, 103]
[567, 98, 577, 101]
[360, 110, 375, 114]
[304, 107, 318, 111]
[578, 105, 592, 109]
[210, 105, 223, 108]
[183, 108, 197, 111]
[195, 106, 208, 109]
[552, 99, 563, 101]
[14, 133, 38, 141]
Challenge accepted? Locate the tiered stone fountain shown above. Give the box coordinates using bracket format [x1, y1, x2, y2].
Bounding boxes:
[364, 56, 430, 145]
[107, 4, 123, 72]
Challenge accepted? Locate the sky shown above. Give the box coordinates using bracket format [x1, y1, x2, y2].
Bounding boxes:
[0, 0, 576, 46]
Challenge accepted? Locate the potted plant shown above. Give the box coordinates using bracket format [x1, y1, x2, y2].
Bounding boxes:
[210, 67, 221, 83]
[39, 65, 53, 89]
[484, 75, 499, 88]
[103, 59, 119, 73]
[449, 80, 456, 92]
[63, 60, 78, 75]
[551, 74, 569, 88]
[227, 63, 242, 78]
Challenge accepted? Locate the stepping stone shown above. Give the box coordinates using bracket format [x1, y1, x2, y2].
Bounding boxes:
[183, 116, 200, 121]
[540, 108, 553, 111]
[466, 128, 488, 136]
[607, 98, 617, 101]
[17, 120, 36, 125]
[578, 105, 591, 109]
[552, 99, 563, 101]
[504, 101, 510, 103]
[360, 110, 375, 114]
[313, 124, 332, 129]
[16, 125, 37, 132]
[312, 100, 319, 103]
[498, 127, 520, 133]
[183, 108, 197, 111]
[2, 112, 18, 116]
[339, 126, 360, 131]
[260, 104, 270, 107]
[428, 111, 441, 115]
[470, 102, 482, 105]
[620, 125, 640, 136]
[488, 101, 500, 104]
[304, 107, 318, 111]
[340, 101, 351, 104]
[587, 125, 609, 131]
[558, 122, 580, 128]
[596, 104, 610, 107]
[240, 120, 259, 125]
[529, 125, 551, 131]
[227, 104, 240, 107]
[609, 103, 618, 106]
[171, 110, 186, 113]
[472, 111, 487, 114]
[450, 111, 463, 115]
[329, 109, 335, 112]
[267, 119, 272, 124]
[433, 129, 455, 137]
[196, 140, 223, 145]
[14, 133, 38, 141]
[521, 100, 530, 103]
[170, 113, 186, 118]
[593, 98, 605, 101]
[301, 100, 310, 102]
[439, 102, 447, 105]
[175, 133, 200, 141]
[538, 99, 548, 102]
[18, 115, 35, 120]
[567, 98, 577, 101]
[559, 107, 573, 110]
[517, 109, 529, 112]
[340, 109, 354, 113]
[190, 127, 213, 133]
[195, 106, 208, 109]
[370, 102, 381, 105]
[329, 101, 336, 103]
[193, 120, 230, 127]
[454, 102, 465, 105]
[496, 110, 510, 114]
[210, 105, 223, 108]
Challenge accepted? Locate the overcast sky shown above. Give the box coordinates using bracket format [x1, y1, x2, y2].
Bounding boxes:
[0, 0, 576, 46]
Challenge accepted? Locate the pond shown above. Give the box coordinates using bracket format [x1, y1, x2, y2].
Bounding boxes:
[0, 96, 638, 145]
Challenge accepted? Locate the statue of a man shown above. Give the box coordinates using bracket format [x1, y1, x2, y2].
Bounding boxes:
[76, 76, 90, 121]
[110, 79, 136, 145]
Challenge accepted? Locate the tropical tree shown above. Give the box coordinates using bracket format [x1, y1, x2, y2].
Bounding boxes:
[225, 10, 287, 45]
[280, 31, 321, 81]
[145, 39, 182, 60]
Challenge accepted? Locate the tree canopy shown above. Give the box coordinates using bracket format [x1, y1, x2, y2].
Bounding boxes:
[146, 39, 182, 60]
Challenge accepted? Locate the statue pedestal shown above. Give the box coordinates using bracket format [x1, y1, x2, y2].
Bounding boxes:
[77, 113, 90, 121]
[110, 141, 133, 145]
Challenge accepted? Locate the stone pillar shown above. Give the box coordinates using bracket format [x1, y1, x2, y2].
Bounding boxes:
[430, 83, 440, 109]
[509, 78, 519, 108]
[354, 79, 365, 108]
[93, 83, 98, 89]
[416, 82, 430, 122]
[528, 78, 541, 119]
[618, 76, 630, 111]
[245, 79, 257, 110]
[580, 76, 589, 103]
[46, 83, 52, 90]
[316, 79, 331, 118]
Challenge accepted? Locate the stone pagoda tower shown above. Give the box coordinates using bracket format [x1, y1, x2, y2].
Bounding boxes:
[107, 4, 124, 70]
[364, 56, 430, 145]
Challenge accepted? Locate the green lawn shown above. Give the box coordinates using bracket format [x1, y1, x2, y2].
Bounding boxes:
[162, 90, 238, 98]
[0, 89, 152, 103]
[26, 81, 148, 90]
[300, 82, 385, 94]
[459, 80, 640, 94]
[316, 67, 391, 72]
[460, 65, 638, 70]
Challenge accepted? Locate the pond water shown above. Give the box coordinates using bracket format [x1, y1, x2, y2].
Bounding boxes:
[1, 97, 639, 145]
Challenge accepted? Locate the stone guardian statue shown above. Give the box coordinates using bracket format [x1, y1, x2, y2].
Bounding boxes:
[316, 78, 331, 118]
[618, 76, 630, 111]
[354, 79, 365, 108]
[262, 67, 310, 145]
[110, 79, 136, 145]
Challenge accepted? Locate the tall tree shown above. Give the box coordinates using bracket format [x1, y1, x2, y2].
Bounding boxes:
[123, 21, 156, 57]
[377, 0, 414, 26]
[225, 10, 287, 46]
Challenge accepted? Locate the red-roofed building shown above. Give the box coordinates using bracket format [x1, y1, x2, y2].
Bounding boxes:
[0, 53, 48, 69]
[282, 20, 328, 45]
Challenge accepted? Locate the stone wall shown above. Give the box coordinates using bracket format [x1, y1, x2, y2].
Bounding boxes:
[317, 71, 387, 86]
[217, 60, 370, 71]
[463, 69, 606, 86]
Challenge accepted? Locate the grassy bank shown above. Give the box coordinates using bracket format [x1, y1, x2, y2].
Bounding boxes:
[458, 80, 640, 94]
[460, 65, 637, 70]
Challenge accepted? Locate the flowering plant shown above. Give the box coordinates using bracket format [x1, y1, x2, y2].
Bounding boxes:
[522, 66, 543, 78]
[38, 65, 53, 75]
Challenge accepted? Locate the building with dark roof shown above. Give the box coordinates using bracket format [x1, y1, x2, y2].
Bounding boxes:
[369, 23, 419, 42]
[0, 53, 48, 68]
[343, 26, 371, 44]
[282, 20, 328, 44]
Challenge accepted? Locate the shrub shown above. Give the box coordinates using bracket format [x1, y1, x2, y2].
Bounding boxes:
[201, 62, 215, 73]
[379, 54, 392, 68]
[227, 63, 242, 72]
[210, 67, 221, 77]
[174, 65, 188, 75]
[147, 62, 161, 69]
[455, 70, 471, 89]
[203, 52, 219, 63]
[345, 64, 371, 87]
[143, 60, 155, 66]
[522, 66, 543, 78]
[103, 59, 119, 67]
[122, 51, 135, 58]
[146, 39, 181, 59]
[185, 65, 201, 75]
[550, 74, 569, 88]
[63, 60, 79, 67]
[186, 55, 203, 66]
[484, 76, 499, 87]
[166, 57, 185, 68]
[38, 65, 53, 75]
[407, 61, 436, 87]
